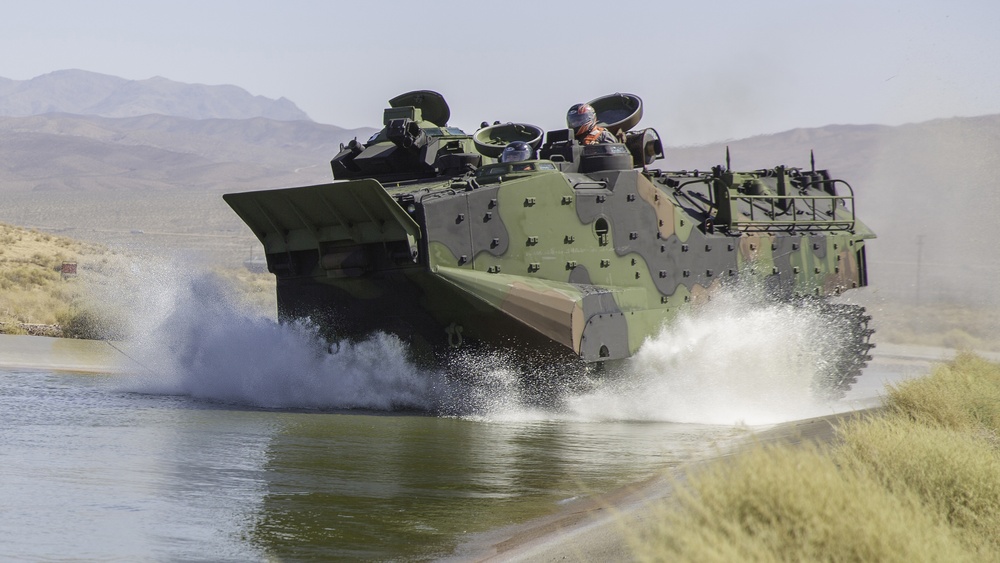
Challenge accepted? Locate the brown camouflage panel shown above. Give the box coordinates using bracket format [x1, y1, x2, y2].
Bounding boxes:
[223, 92, 874, 366]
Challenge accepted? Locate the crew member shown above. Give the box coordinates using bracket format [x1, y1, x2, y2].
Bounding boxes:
[567, 103, 617, 145]
[500, 140, 534, 163]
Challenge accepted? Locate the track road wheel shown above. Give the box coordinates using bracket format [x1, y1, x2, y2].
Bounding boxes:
[811, 302, 875, 400]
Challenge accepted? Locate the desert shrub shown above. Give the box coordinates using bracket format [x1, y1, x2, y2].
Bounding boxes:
[57, 309, 88, 339]
[634, 443, 969, 562]
[838, 417, 1000, 552]
[58, 308, 108, 340]
[633, 355, 1000, 562]
[2, 263, 60, 288]
[0, 322, 28, 335]
[0, 287, 67, 325]
[884, 352, 1000, 434]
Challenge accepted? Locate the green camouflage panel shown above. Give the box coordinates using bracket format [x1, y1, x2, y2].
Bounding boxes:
[224, 90, 873, 365]
[227, 164, 872, 363]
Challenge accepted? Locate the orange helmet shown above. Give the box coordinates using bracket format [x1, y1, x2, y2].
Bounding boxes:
[567, 103, 597, 137]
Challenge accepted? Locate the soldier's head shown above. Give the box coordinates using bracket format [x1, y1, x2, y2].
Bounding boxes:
[500, 140, 533, 163]
[567, 103, 597, 138]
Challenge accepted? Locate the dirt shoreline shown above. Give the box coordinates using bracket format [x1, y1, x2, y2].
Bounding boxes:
[448, 409, 876, 562]
[0, 333, 120, 374]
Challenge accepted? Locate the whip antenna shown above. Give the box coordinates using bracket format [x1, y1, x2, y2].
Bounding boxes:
[105, 340, 161, 378]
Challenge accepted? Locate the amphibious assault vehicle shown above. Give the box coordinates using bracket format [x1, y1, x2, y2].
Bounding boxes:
[224, 91, 875, 396]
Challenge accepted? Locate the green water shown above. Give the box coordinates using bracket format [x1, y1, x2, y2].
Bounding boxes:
[0, 368, 742, 560]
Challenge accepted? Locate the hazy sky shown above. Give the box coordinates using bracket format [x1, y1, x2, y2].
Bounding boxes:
[2, 0, 998, 145]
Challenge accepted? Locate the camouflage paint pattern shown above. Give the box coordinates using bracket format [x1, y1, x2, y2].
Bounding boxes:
[223, 92, 874, 366]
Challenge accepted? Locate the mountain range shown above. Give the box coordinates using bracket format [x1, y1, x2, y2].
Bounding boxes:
[0, 112, 374, 192]
[0, 69, 998, 305]
[0, 69, 309, 121]
[0, 69, 377, 193]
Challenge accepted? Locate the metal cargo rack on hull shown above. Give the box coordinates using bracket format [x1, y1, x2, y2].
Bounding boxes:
[650, 163, 858, 234]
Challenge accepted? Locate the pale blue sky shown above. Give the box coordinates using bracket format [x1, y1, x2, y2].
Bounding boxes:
[1, 0, 997, 145]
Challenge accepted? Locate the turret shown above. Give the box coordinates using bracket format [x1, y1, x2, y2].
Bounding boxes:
[330, 90, 482, 182]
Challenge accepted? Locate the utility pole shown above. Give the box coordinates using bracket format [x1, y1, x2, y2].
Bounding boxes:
[916, 235, 924, 305]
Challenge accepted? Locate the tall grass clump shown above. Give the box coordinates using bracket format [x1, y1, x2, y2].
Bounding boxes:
[882, 351, 1000, 434]
[838, 418, 1000, 553]
[633, 354, 1000, 562]
[632, 443, 967, 562]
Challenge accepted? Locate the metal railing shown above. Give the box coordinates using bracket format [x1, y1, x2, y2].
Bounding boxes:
[724, 179, 857, 233]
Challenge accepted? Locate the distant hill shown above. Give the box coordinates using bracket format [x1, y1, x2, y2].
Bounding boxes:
[0, 113, 377, 192]
[0, 69, 310, 121]
[0, 70, 998, 307]
[664, 115, 1000, 192]
[667, 115, 1000, 304]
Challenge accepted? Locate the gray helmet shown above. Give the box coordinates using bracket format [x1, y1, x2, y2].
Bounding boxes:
[500, 140, 533, 163]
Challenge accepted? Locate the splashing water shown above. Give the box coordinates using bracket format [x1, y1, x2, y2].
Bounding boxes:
[109, 259, 855, 424]
[435, 350, 558, 422]
[564, 289, 849, 425]
[115, 267, 439, 410]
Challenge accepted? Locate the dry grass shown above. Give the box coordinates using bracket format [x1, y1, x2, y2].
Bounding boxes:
[881, 352, 1000, 433]
[0, 221, 276, 338]
[633, 443, 970, 562]
[838, 419, 1000, 555]
[0, 222, 110, 333]
[634, 354, 1000, 562]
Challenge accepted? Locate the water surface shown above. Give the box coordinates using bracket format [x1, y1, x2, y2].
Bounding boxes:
[0, 367, 747, 560]
[0, 277, 920, 560]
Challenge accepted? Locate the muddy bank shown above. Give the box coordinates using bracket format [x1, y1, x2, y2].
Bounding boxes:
[0, 333, 120, 373]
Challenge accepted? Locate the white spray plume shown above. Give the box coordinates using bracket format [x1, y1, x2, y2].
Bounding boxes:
[109, 257, 857, 424]
[115, 264, 438, 410]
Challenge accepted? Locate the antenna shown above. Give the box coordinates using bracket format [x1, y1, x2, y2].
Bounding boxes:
[726, 146, 731, 171]
[810, 149, 816, 173]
